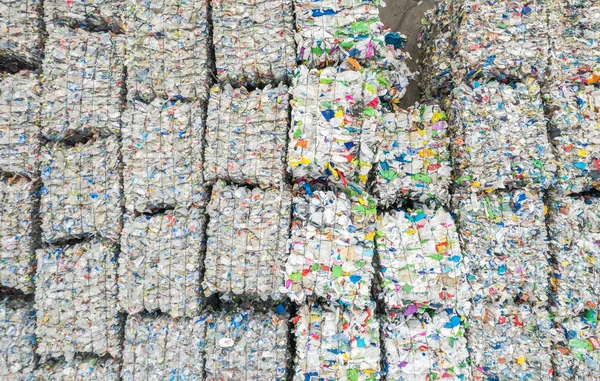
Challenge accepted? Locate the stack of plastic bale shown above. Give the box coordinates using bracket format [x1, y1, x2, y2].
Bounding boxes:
[44, 0, 123, 33]
[40, 23, 126, 140]
[204, 84, 289, 187]
[284, 184, 377, 308]
[0, 298, 36, 379]
[0, 176, 37, 294]
[34, 356, 121, 380]
[122, 0, 211, 102]
[211, 0, 296, 87]
[121, 312, 206, 380]
[203, 308, 289, 380]
[373, 102, 452, 206]
[0, 71, 41, 176]
[293, 301, 381, 381]
[0, 0, 43, 70]
[35, 238, 122, 362]
[203, 180, 292, 301]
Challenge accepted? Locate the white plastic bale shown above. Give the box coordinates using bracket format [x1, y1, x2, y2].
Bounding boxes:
[44, 0, 123, 32]
[204, 309, 289, 381]
[204, 181, 291, 300]
[0, 0, 43, 68]
[39, 136, 122, 243]
[0, 176, 37, 294]
[119, 205, 206, 318]
[0, 71, 41, 177]
[0, 298, 36, 380]
[122, 0, 211, 102]
[121, 313, 206, 381]
[204, 84, 289, 187]
[33, 356, 121, 381]
[375, 205, 470, 313]
[547, 192, 600, 316]
[451, 78, 558, 192]
[293, 301, 381, 381]
[374, 103, 452, 206]
[453, 189, 550, 306]
[35, 238, 122, 361]
[211, 0, 296, 87]
[122, 98, 205, 214]
[383, 309, 470, 381]
[41, 25, 126, 140]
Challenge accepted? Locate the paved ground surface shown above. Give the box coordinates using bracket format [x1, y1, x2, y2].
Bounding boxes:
[380, 0, 435, 107]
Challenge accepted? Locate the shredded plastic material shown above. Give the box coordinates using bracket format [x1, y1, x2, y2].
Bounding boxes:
[35, 238, 122, 361]
[119, 205, 206, 318]
[39, 136, 122, 243]
[34, 355, 121, 380]
[0, 0, 43, 69]
[204, 181, 292, 301]
[294, 301, 381, 381]
[44, 0, 123, 32]
[204, 84, 289, 187]
[0, 298, 36, 380]
[211, 0, 295, 87]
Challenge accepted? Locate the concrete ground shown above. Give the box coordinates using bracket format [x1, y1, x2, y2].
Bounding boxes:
[379, 0, 436, 107]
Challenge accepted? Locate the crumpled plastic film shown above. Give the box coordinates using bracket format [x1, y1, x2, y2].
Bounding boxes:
[451, 78, 558, 192]
[0, 71, 41, 177]
[211, 0, 295, 87]
[119, 205, 206, 318]
[34, 355, 121, 380]
[288, 66, 382, 192]
[122, 98, 205, 214]
[41, 25, 125, 140]
[294, 301, 381, 381]
[204, 181, 292, 300]
[0, 176, 37, 294]
[122, 0, 210, 102]
[544, 84, 600, 194]
[35, 238, 122, 361]
[204, 84, 289, 187]
[453, 188, 550, 306]
[39, 136, 122, 243]
[0, 0, 42, 69]
[375, 204, 470, 313]
[121, 313, 206, 380]
[383, 308, 470, 381]
[547, 192, 600, 316]
[204, 309, 289, 381]
[374, 103, 452, 206]
[44, 0, 123, 33]
[284, 185, 377, 308]
[0, 298, 36, 379]
[468, 302, 553, 381]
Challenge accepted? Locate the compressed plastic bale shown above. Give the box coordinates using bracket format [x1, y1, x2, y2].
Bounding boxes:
[204, 309, 289, 381]
[0, 298, 36, 380]
[383, 308, 470, 381]
[0, 176, 37, 294]
[118, 205, 206, 318]
[123, 0, 211, 102]
[374, 103, 452, 206]
[544, 84, 600, 194]
[284, 185, 377, 308]
[468, 302, 553, 381]
[204, 181, 292, 300]
[121, 312, 206, 381]
[35, 238, 122, 361]
[41, 25, 126, 140]
[453, 188, 550, 306]
[39, 136, 122, 243]
[122, 98, 205, 214]
[45, 0, 123, 32]
[547, 192, 600, 316]
[211, 0, 295, 87]
[451, 78, 558, 192]
[0, 0, 43, 69]
[204, 84, 289, 187]
[33, 356, 121, 380]
[375, 204, 470, 313]
[293, 301, 381, 381]
[0, 71, 41, 176]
